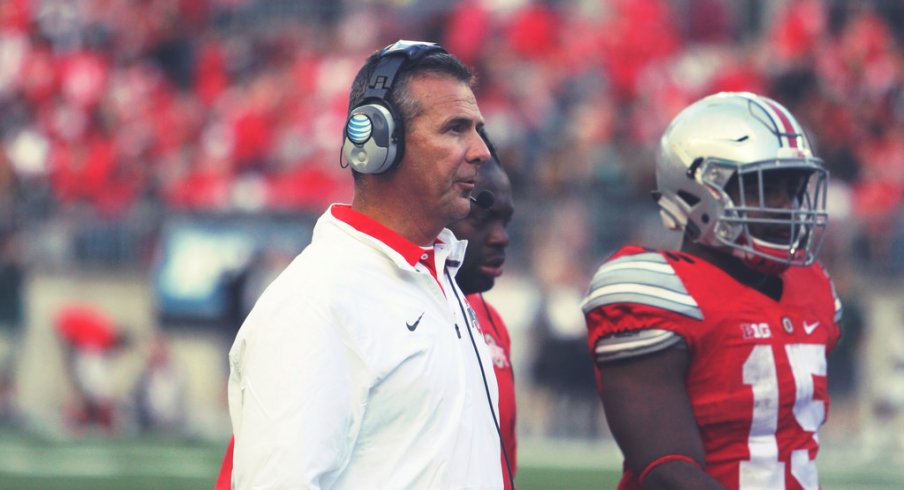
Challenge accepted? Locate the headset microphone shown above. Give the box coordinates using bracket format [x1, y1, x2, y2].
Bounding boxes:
[470, 190, 495, 209]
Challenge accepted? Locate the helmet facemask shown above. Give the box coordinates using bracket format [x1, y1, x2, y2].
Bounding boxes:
[654, 92, 831, 275]
[702, 158, 829, 274]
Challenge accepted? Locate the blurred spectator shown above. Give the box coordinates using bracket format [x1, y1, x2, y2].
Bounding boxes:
[0, 0, 901, 281]
[54, 303, 130, 434]
[827, 268, 865, 399]
[0, 225, 24, 424]
[133, 333, 185, 434]
[527, 199, 602, 439]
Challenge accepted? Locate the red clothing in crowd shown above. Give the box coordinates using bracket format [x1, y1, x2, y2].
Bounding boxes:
[55, 304, 119, 351]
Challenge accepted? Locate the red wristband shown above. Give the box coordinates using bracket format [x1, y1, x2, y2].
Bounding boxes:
[638, 454, 702, 486]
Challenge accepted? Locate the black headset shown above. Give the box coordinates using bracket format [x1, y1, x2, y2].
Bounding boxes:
[341, 40, 447, 175]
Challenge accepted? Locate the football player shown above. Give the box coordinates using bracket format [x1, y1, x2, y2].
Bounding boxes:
[582, 92, 841, 490]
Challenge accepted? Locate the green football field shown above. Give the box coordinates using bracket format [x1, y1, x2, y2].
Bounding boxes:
[0, 430, 901, 489]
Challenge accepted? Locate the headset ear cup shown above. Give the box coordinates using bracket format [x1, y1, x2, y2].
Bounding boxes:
[342, 103, 400, 174]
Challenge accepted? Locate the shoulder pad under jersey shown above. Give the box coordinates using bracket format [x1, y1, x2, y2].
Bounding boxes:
[580, 251, 703, 320]
[593, 328, 686, 363]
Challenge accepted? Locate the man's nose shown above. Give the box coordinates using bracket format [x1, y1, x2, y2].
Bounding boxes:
[467, 130, 491, 165]
[489, 223, 510, 247]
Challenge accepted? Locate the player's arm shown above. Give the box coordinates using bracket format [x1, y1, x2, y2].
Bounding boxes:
[582, 249, 724, 489]
[594, 333, 725, 490]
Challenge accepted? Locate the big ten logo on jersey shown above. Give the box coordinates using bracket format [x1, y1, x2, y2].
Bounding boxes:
[740, 322, 772, 340]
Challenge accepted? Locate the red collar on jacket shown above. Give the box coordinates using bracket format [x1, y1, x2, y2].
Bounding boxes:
[331, 204, 438, 269]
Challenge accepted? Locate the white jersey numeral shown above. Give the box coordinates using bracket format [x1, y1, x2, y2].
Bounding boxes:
[740, 344, 825, 490]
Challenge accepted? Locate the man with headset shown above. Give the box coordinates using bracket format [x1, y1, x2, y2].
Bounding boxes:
[449, 130, 517, 489]
[226, 40, 505, 489]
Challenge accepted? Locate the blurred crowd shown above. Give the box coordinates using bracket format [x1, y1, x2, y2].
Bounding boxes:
[0, 0, 903, 439]
[0, 0, 902, 270]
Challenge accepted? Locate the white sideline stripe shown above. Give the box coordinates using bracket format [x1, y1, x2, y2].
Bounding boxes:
[581, 283, 699, 309]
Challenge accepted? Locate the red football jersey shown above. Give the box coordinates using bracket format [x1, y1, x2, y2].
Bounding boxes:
[583, 246, 842, 490]
[468, 293, 517, 490]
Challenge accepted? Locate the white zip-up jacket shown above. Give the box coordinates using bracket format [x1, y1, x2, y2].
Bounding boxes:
[228, 204, 503, 489]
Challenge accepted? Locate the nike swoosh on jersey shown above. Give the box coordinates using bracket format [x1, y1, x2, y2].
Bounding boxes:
[581, 252, 703, 320]
[803, 320, 821, 335]
[407, 312, 425, 331]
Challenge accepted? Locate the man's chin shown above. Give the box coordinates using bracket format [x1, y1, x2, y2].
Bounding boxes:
[449, 199, 471, 222]
[479, 264, 503, 278]
[459, 275, 494, 295]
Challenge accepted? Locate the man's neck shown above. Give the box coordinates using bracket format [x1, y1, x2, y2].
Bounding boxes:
[351, 195, 442, 247]
[681, 241, 783, 301]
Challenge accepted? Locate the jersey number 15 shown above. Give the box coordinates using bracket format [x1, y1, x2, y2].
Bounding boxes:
[741, 344, 826, 490]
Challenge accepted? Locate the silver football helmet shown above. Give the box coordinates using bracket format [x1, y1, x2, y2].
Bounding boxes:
[655, 92, 828, 274]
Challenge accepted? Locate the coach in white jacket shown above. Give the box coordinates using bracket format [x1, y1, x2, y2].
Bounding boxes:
[227, 40, 503, 489]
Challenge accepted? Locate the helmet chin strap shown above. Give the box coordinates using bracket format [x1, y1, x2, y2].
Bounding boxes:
[740, 251, 789, 275]
[732, 237, 792, 276]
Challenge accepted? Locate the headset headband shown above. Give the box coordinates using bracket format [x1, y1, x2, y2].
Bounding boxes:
[363, 40, 447, 102]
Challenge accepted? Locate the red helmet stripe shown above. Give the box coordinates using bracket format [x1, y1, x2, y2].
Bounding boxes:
[763, 100, 801, 149]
